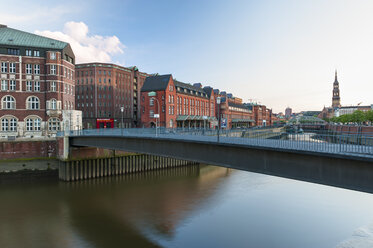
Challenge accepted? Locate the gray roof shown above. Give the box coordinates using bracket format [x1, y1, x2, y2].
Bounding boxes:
[141, 74, 172, 92]
[175, 80, 208, 98]
[203, 86, 214, 97]
[0, 26, 68, 50]
[229, 102, 250, 110]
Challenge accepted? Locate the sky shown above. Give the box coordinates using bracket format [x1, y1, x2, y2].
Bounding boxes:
[1, 0, 373, 113]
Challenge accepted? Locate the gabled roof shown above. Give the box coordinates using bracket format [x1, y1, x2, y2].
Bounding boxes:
[0, 25, 68, 50]
[141, 74, 172, 92]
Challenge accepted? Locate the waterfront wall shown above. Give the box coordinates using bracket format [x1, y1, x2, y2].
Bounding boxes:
[327, 125, 373, 136]
[59, 154, 197, 181]
[0, 139, 57, 160]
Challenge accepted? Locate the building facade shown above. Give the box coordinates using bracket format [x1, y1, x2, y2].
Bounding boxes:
[216, 93, 255, 129]
[285, 107, 292, 119]
[0, 24, 80, 138]
[140, 75, 217, 128]
[75, 63, 148, 129]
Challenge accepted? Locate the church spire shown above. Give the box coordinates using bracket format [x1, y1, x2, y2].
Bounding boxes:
[332, 70, 341, 108]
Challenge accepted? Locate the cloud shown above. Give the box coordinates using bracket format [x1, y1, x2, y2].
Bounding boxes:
[35, 21, 125, 64]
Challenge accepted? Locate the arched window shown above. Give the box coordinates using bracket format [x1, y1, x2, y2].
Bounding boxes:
[25, 116, 41, 131]
[26, 96, 40, 110]
[1, 116, 17, 131]
[48, 118, 60, 131]
[2, 95, 15, 109]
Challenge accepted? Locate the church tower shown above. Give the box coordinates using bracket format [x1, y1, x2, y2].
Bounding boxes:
[332, 70, 341, 108]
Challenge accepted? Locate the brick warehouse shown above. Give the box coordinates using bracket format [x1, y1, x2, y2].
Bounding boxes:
[75, 63, 149, 129]
[0, 24, 81, 139]
[213, 90, 256, 129]
[140, 74, 217, 128]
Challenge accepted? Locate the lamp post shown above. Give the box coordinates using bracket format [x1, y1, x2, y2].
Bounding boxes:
[120, 106, 124, 135]
[217, 97, 221, 142]
[148, 92, 160, 137]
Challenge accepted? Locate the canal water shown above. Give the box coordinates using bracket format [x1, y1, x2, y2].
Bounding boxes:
[1, 165, 373, 248]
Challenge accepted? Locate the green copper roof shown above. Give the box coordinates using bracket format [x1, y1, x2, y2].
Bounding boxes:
[0, 26, 68, 50]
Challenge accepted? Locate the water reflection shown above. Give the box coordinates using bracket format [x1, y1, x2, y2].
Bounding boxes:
[2, 164, 373, 248]
[0, 165, 231, 248]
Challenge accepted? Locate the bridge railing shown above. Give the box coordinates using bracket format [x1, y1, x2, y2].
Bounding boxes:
[63, 128, 373, 158]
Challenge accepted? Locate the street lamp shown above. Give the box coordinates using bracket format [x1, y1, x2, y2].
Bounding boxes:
[148, 91, 160, 137]
[217, 97, 221, 142]
[120, 106, 124, 135]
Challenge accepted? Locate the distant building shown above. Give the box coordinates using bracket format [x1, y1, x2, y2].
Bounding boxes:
[285, 107, 292, 119]
[75, 63, 149, 129]
[334, 105, 373, 117]
[318, 71, 342, 119]
[332, 70, 341, 108]
[218, 96, 255, 129]
[0, 24, 81, 138]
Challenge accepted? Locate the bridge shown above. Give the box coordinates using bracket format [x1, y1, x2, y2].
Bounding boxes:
[66, 128, 373, 193]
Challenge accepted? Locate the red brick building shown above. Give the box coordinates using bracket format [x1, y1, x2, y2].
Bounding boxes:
[214, 91, 255, 129]
[140, 75, 217, 128]
[75, 63, 149, 129]
[0, 24, 79, 138]
[252, 104, 273, 127]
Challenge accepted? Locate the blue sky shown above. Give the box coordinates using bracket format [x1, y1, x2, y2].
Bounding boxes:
[2, 0, 373, 112]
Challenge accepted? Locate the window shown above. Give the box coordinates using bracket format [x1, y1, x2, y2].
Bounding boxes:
[1, 117, 17, 131]
[150, 98, 154, 106]
[2, 96, 15, 109]
[34, 118, 41, 131]
[1, 80, 8, 91]
[26, 117, 41, 131]
[48, 118, 60, 131]
[51, 81, 56, 92]
[26, 64, 32, 74]
[149, 110, 154, 118]
[50, 65, 56, 75]
[50, 52, 56, 60]
[34, 81, 40, 92]
[9, 63, 16, 73]
[26, 49, 32, 56]
[26, 81, 32, 91]
[7, 48, 19, 55]
[34, 64, 40, 75]
[26, 96, 40, 109]
[34, 50, 40, 57]
[1, 119, 8, 131]
[1, 62, 7, 73]
[9, 80, 16, 91]
[26, 118, 33, 131]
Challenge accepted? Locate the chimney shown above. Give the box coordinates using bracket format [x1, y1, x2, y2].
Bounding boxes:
[0, 24, 7, 28]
